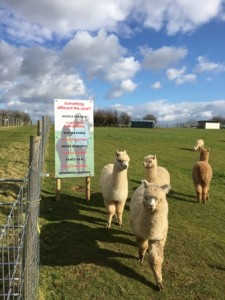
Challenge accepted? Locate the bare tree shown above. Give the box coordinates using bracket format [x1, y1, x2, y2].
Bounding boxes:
[143, 114, 157, 123]
[118, 112, 131, 126]
[210, 115, 225, 125]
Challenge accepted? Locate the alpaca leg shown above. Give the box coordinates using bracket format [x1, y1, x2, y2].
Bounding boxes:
[136, 237, 148, 263]
[148, 241, 165, 291]
[195, 184, 202, 203]
[115, 201, 125, 226]
[202, 185, 210, 203]
[105, 202, 116, 228]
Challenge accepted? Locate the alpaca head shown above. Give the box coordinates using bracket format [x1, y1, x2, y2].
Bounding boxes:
[115, 150, 130, 170]
[143, 155, 157, 169]
[199, 148, 210, 162]
[141, 180, 170, 211]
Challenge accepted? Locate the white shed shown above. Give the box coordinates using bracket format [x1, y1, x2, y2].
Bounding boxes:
[197, 120, 220, 129]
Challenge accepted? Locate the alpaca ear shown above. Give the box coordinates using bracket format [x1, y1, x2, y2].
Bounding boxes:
[160, 184, 171, 194]
[116, 150, 119, 156]
[141, 179, 149, 188]
[153, 155, 156, 159]
[143, 162, 147, 167]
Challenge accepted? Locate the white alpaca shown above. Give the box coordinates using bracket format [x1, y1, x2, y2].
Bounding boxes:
[100, 150, 130, 228]
[193, 139, 204, 151]
[143, 155, 170, 187]
[130, 180, 170, 291]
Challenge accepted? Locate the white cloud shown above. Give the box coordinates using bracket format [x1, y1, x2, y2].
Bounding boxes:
[0, 41, 87, 121]
[164, 0, 222, 35]
[167, 67, 186, 80]
[176, 73, 196, 85]
[0, 0, 223, 45]
[167, 67, 196, 85]
[0, 8, 53, 46]
[151, 81, 162, 89]
[62, 30, 140, 82]
[140, 46, 188, 70]
[105, 57, 141, 82]
[0, 40, 23, 81]
[0, 0, 225, 123]
[107, 79, 137, 98]
[196, 56, 225, 73]
[109, 99, 225, 124]
[0, 1, 130, 39]
[0, 30, 140, 119]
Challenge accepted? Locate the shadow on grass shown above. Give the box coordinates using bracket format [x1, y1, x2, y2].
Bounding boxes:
[40, 192, 157, 290]
[168, 190, 196, 203]
[208, 264, 225, 272]
[178, 147, 195, 152]
[40, 191, 106, 222]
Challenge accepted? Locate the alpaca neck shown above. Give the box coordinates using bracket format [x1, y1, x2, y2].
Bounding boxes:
[112, 165, 127, 187]
[145, 166, 158, 183]
[200, 156, 209, 163]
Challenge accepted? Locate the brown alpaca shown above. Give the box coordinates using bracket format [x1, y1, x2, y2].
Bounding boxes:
[192, 148, 212, 203]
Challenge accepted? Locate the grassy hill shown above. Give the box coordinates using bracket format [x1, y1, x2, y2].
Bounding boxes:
[1, 126, 225, 299]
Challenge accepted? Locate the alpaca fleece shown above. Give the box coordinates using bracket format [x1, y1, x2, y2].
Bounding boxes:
[130, 180, 170, 290]
[100, 150, 130, 228]
[192, 148, 212, 203]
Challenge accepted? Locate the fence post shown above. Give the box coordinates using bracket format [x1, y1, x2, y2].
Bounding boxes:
[56, 178, 61, 201]
[23, 135, 41, 300]
[86, 177, 91, 201]
[37, 120, 42, 136]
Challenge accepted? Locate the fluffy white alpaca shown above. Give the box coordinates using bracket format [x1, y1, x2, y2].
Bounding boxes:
[100, 150, 130, 228]
[193, 139, 204, 151]
[143, 155, 170, 187]
[130, 180, 170, 291]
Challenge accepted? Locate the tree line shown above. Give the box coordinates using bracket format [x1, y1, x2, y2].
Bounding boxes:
[94, 109, 225, 128]
[2, 108, 224, 128]
[94, 109, 157, 127]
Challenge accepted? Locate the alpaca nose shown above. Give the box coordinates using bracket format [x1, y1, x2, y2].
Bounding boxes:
[149, 198, 156, 210]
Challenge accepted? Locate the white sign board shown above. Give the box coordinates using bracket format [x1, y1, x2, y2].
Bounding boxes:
[54, 99, 94, 178]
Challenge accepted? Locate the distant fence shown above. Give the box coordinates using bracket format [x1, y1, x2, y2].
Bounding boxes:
[0, 116, 31, 127]
[0, 116, 51, 299]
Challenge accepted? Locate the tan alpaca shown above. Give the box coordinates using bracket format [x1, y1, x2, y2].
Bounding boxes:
[130, 180, 170, 291]
[192, 148, 212, 203]
[143, 155, 170, 187]
[100, 150, 130, 228]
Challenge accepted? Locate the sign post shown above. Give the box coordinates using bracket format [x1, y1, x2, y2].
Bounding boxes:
[54, 99, 94, 200]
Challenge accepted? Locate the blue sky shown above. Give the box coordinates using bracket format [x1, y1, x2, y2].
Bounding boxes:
[0, 0, 225, 125]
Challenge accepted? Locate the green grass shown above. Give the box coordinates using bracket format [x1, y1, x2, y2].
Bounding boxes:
[39, 127, 225, 300]
[1, 126, 225, 299]
[0, 125, 37, 219]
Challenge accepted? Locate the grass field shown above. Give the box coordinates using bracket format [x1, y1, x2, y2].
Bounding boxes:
[0, 125, 37, 211]
[1, 126, 225, 299]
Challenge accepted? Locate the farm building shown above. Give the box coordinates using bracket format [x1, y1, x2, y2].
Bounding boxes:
[131, 119, 155, 128]
[197, 120, 220, 129]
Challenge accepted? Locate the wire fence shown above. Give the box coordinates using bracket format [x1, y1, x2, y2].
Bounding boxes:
[0, 116, 51, 299]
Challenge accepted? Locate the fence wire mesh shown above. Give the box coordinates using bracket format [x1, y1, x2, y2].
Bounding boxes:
[0, 180, 28, 299]
[0, 116, 51, 299]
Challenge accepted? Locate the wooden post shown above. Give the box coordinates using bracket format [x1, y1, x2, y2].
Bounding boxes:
[86, 176, 91, 201]
[56, 178, 61, 201]
[37, 120, 42, 136]
[24, 135, 41, 300]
